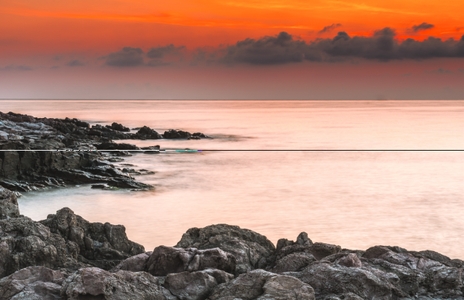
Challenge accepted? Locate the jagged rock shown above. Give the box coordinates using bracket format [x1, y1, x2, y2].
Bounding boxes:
[164, 269, 233, 300]
[0, 216, 82, 278]
[0, 187, 19, 219]
[146, 246, 236, 276]
[0, 266, 64, 300]
[95, 142, 139, 150]
[270, 252, 317, 273]
[61, 267, 176, 300]
[209, 269, 315, 300]
[40, 207, 145, 270]
[176, 224, 275, 274]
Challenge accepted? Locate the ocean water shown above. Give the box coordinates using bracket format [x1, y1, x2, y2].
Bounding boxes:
[3, 100, 464, 258]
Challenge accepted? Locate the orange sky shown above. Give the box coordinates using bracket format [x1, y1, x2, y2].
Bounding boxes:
[1, 0, 463, 99]
[1, 0, 463, 55]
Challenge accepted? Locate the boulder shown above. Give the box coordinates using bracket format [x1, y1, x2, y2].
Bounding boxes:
[146, 246, 236, 276]
[40, 207, 145, 270]
[165, 269, 233, 300]
[0, 266, 64, 300]
[163, 129, 191, 139]
[0, 216, 81, 278]
[176, 224, 275, 274]
[208, 269, 315, 300]
[61, 267, 176, 300]
[135, 126, 162, 139]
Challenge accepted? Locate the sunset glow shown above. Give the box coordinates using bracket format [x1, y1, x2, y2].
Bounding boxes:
[1, 0, 463, 99]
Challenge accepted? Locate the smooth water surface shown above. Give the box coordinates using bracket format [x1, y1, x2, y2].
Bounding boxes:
[3, 100, 464, 258]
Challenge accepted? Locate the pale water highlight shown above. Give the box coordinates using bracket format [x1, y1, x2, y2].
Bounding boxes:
[3, 100, 464, 258]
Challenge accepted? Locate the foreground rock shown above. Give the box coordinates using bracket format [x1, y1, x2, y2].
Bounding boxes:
[1, 187, 464, 299]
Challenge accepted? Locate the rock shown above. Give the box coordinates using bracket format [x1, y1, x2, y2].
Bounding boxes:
[287, 261, 403, 299]
[40, 207, 145, 270]
[209, 269, 315, 300]
[0, 187, 19, 219]
[107, 122, 130, 132]
[176, 224, 275, 274]
[111, 251, 152, 272]
[0, 216, 82, 278]
[270, 252, 316, 273]
[61, 267, 176, 300]
[163, 129, 191, 139]
[0, 266, 64, 300]
[164, 269, 233, 300]
[135, 126, 162, 139]
[146, 246, 236, 276]
[95, 142, 139, 150]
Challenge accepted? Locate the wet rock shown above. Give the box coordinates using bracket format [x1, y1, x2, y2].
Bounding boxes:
[95, 141, 139, 150]
[209, 269, 315, 300]
[0, 186, 19, 219]
[40, 207, 145, 270]
[61, 267, 176, 300]
[176, 224, 275, 274]
[146, 246, 236, 276]
[0, 266, 64, 300]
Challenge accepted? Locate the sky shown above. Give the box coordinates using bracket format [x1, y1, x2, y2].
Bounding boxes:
[1, 0, 464, 99]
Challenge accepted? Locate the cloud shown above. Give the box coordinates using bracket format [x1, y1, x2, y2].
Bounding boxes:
[411, 22, 435, 32]
[223, 32, 308, 65]
[105, 47, 144, 67]
[221, 30, 464, 64]
[0, 65, 33, 71]
[319, 23, 342, 34]
[146, 44, 185, 66]
[67, 59, 85, 67]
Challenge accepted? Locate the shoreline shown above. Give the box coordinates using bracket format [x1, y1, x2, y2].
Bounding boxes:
[1, 111, 464, 298]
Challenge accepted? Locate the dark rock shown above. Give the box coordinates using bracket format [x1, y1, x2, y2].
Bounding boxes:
[0, 186, 20, 219]
[164, 269, 233, 300]
[146, 246, 236, 276]
[95, 142, 139, 150]
[163, 129, 191, 139]
[111, 251, 152, 272]
[0, 216, 82, 278]
[107, 122, 130, 132]
[176, 224, 275, 274]
[40, 207, 145, 270]
[270, 252, 316, 273]
[135, 126, 162, 139]
[209, 269, 315, 300]
[0, 266, 64, 300]
[61, 267, 176, 300]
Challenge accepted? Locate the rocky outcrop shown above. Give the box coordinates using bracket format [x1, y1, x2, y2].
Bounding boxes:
[2, 183, 464, 299]
[40, 207, 145, 270]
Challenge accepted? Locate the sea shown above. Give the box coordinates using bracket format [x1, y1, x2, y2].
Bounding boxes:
[2, 100, 464, 258]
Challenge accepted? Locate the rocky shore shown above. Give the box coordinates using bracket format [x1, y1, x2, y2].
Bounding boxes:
[0, 111, 210, 192]
[1, 186, 464, 299]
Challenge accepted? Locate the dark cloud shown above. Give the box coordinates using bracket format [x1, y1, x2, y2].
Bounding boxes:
[146, 44, 185, 58]
[412, 22, 435, 32]
[222, 30, 464, 64]
[105, 47, 144, 67]
[0, 65, 33, 71]
[223, 32, 307, 65]
[319, 23, 342, 34]
[146, 44, 185, 66]
[67, 60, 85, 67]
